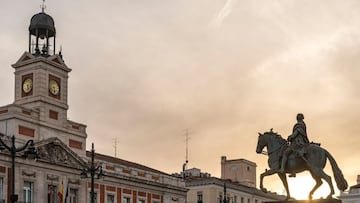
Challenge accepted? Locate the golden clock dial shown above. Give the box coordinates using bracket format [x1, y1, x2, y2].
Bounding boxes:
[49, 80, 60, 95]
[22, 78, 33, 93]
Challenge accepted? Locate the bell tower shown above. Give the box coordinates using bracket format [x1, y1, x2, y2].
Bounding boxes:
[13, 7, 70, 125]
[0, 5, 88, 156]
[28, 3, 56, 56]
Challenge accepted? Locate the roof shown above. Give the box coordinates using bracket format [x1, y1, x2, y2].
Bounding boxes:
[29, 12, 56, 37]
[87, 151, 171, 176]
[350, 184, 360, 190]
[12, 52, 71, 72]
[222, 157, 257, 167]
[185, 176, 285, 200]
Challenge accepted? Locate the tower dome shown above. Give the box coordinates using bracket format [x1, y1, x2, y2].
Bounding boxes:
[29, 12, 56, 38]
[28, 11, 56, 56]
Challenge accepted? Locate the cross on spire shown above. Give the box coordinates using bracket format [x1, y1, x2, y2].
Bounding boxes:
[41, 0, 46, 12]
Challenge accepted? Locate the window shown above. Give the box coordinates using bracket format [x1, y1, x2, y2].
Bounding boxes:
[48, 185, 57, 203]
[197, 191, 203, 203]
[70, 188, 78, 203]
[255, 200, 258, 203]
[89, 192, 97, 203]
[241, 197, 244, 203]
[138, 199, 146, 203]
[107, 194, 115, 203]
[0, 178, 3, 202]
[234, 196, 237, 203]
[19, 125, 35, 137]
[49, 110, 58, 120]
[123, 196, 131, 203]
[23, 181, 33, 203]
[248, 198, 250, 203]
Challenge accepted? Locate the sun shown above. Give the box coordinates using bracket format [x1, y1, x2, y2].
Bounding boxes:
[267, 172, 339, 200]
[287, 174, 336, 200]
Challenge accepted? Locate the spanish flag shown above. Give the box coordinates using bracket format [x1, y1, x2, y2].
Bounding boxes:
[58, 181, 64, 203]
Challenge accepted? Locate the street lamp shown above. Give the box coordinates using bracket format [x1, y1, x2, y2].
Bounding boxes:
[0, 133, 37, 203]
[218, 183, 233, 203]
[80, 143, 103, 203]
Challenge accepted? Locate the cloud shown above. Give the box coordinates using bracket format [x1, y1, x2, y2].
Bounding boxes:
[210, 0, 237, 28]
[1, 1, 360, 196]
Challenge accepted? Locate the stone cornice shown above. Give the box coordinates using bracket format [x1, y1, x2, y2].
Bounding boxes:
[12, 52, 71, 73]
[0, 104, 86, 138]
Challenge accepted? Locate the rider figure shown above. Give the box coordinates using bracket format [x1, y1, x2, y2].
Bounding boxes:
[279, 113, 310, 174]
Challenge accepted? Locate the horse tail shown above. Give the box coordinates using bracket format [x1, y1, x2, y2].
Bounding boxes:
[325, 150, 348, 191]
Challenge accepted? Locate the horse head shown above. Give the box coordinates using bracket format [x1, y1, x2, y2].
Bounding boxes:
[256, 129, 286, 154]
[256, 132, 266, 154]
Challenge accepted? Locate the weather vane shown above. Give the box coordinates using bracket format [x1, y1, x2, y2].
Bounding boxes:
[41, 0, 46, 12]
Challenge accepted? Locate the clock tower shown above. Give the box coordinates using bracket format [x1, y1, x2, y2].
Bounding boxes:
[0, 9, 87, 156]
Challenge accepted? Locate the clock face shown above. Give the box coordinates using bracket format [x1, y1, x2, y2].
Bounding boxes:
[22, 78, 33, 93]
[49, 80, 60, 95]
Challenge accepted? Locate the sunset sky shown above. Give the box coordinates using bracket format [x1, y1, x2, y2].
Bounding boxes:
[0, 0, 359, 199]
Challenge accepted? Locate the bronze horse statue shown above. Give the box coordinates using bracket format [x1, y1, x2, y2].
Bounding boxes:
[256, 130, 348, 200]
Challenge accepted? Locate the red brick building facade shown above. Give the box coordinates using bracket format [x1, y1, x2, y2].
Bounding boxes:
[0, 8, 187, 203]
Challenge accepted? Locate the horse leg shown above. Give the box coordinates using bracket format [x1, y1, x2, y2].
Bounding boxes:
[278, 173, 291, 200]
[319, 170, 335, 199]
[260, 169, 277, 192]
[309, 171, 323, 200]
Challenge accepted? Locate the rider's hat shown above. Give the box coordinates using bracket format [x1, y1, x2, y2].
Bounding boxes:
[296, 113, 304, 120]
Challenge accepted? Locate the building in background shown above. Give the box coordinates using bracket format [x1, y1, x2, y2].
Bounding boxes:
[339, 175, 360, 203]
[0, 7, 186, 203]
[186, 176, 283, 203]
[221, 156, 257, 188]
[176, 156, 283, 203]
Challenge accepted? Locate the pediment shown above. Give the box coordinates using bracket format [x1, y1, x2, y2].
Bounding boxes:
[12, 52, 71, 73]
[47, 54, 66, 66]
[15, 52, 35, 64]
[35, 137, 86, 169]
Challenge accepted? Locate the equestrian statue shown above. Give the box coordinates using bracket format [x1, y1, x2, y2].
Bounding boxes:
[256, 113, 348, 200]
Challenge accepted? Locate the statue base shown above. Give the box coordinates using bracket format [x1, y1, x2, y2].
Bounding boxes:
[267, 199, 341, 203]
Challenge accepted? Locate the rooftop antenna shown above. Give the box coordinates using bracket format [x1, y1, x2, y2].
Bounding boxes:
[113, 138, 119, 158]
[185, 129, 190, 165]
[182, 128, 191, 177]
[41, 0, 46, 12]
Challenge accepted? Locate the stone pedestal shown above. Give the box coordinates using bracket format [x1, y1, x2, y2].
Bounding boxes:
[267, 199, 342, 203]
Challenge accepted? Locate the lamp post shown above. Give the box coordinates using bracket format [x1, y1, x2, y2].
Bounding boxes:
[0, 133, 37, 203]
[80, 143, 103, 203]
[219, 183, 233, 203]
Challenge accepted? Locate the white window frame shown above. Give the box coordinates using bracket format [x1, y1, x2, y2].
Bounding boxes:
[106, 192, 115, 203]
[0, 177, 4, 203]
[197, 191, 203, 202]
[23, 181, 33, 203]
[69, 188, 79, 203]
[138, 197, 146, 203]
[123, 195, 131, 203]
[47, 184, 58, 203]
